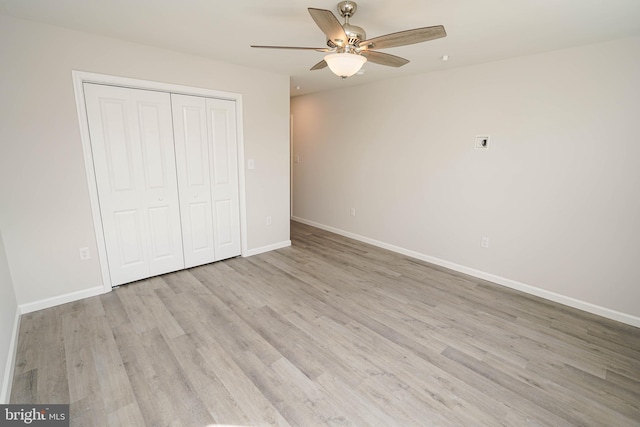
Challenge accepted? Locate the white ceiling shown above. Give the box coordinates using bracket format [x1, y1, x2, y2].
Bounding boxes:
[1, 0, 640, 96]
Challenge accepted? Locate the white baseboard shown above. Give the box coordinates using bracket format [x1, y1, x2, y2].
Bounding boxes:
[243, 240, 292, 257]
[291, 216, 640, 328]
[1, 307, 21, 404]
[19, 285, 107, 315]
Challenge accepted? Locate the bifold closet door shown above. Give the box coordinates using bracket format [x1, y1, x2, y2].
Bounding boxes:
[172, 94, 241, 267]
[84, 83, 185, 286]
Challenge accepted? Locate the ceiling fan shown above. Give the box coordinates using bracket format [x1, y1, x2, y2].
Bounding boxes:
[251, 1, 446, 78]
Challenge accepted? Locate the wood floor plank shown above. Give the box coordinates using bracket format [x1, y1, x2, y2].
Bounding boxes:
[138, 327, 214, 426]
[111, 321, 184, 427]
[240, 351, 330, 426]
[87, 314, 138, 418]
[526, 359, 640, 421]
[71, 396, 108, 427]
[9, 221, 640, 426]
[607, 369, 640, 398]
[153, 287, 214, 351]
[9, 369, 37, 404]
[269, 356, 366, 426]
[168, 333, 252, 425]
[64, 330, 100, 405]
[34, 307, 69, 404]
[197, 338, 292, 426]
[314, 373, 412, 427]
[106, 402, 146, 427]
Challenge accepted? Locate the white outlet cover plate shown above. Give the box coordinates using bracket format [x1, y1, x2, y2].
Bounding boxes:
[79, 247, 90, 260]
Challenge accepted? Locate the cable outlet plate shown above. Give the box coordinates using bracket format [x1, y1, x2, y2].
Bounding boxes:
[475, 135, 490, 149]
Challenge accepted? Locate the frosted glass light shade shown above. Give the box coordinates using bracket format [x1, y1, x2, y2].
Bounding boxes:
[324, 53, 367, 78]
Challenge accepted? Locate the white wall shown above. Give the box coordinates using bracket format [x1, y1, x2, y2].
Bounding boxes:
[0, 14, 290, 306]
[292, 36, 640, 323]
[0, 229, 19, 403]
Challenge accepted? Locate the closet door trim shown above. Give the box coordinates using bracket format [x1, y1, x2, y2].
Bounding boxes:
[72, 70, 248, 292]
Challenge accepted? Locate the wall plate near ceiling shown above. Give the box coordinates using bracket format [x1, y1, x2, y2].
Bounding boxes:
[475, 135, 490, 149]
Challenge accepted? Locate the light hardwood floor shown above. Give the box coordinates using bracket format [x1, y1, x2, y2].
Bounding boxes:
[10, 221, 640, 426]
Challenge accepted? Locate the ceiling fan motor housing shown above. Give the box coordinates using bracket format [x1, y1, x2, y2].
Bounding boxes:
[326, 1, 366, 50]
[344, 24, 366, 45]
[325, 24, 366, 50]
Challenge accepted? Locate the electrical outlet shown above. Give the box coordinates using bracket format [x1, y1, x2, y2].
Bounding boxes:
[248, 159, 255, 170]
[480, 237, 490, 248]
[294, 155, 300, 164]
[350, 208, 356, 217]
[266, 216, 272, 225]
[79, 247, 90, 260]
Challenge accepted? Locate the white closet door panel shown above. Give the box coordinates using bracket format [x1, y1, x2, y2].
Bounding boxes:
[182, 107, 207, 185]
[207, 98, 241, 261]
[138, 103, 168, 189]
[101, 100, 135, 191]
[131, 89, 184, 277]
[85, 84, 148, 285]
[188, 202, 211, 250]
[113, 210, 145, 267]
[84, 84, 184, 286]
[214, 200, 233, 245]
[171, 94, 216, 268]
[148, 206, 176, 259]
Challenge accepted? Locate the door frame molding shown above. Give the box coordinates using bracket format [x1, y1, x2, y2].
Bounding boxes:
[72, 70, 248, 292]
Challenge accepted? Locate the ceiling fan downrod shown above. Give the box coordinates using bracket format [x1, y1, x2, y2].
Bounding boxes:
[337, 1, 366, 48]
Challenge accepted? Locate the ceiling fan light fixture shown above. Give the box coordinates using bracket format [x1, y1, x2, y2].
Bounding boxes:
[252, 3, 446, 78]
[324, 53, 367, 78]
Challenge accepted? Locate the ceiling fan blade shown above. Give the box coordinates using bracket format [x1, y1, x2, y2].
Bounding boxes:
[310, 60, 328, 71]
[361, 51, 409, 67]
[251, 45, 330, 52]
[360, 25, 446, 50]
[308, 8, 349, 47]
